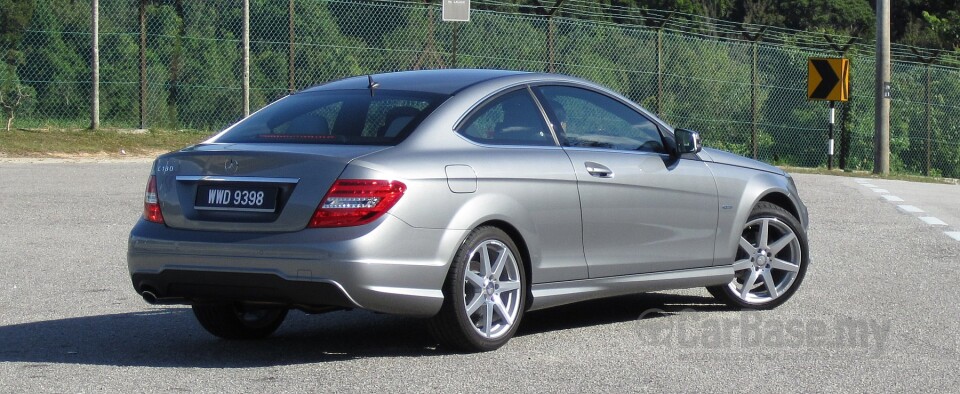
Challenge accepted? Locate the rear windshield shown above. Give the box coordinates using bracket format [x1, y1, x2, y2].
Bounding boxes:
[214, 90, 447, 145]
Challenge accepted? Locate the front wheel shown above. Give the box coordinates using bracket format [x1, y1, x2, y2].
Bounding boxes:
[708, 202, 809, 310]
[428, 226, 526, 352]
[191, 303, 288, 340]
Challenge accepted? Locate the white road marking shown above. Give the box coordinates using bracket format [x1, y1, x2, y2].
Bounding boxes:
[919, 217, 948, 226]
[897, 205, 924, 213]
[861, 181, 956, 238]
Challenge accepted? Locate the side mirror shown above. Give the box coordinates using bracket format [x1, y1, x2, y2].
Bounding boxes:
[674, 128, 702, 155]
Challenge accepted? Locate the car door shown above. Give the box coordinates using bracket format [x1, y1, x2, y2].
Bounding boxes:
[455, 86, 589, 283]
[535, 85, 719, 278]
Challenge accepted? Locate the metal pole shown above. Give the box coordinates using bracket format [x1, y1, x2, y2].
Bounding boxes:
[908, 48, 939, 176]
[543, 1, 565, 73]
[548, 17, 555, 73]
[828, 101, 835, 170]
[740, 27, 764, 160]
[839, 100, 850, 170]
[452, 23, 459, 68]
[242, 0, 250, 117]
[288, 0, 294, 93]
[751, 41, 757, 160]
[874, 0, 890, 175]
[824, 36, 856, 171]
[90, 0, 99, 130]
[656, 29, 663, 118]
[925, 64, 931, 176]
[139, 0, 146, 129]
[647, 12, 671, 118]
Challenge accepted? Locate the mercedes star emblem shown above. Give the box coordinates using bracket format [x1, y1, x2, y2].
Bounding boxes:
[224, 159, 239, 174]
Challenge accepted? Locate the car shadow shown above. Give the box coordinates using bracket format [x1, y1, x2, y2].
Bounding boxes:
[0, 307, 435, 368]
[0, 293, 730, 367]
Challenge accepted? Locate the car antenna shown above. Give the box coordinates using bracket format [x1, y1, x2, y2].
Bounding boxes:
[367, 75, 379, 97]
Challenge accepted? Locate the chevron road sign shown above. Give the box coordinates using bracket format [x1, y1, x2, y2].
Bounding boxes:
[807, 58, 850, 101]
[806, 57, 851, 170]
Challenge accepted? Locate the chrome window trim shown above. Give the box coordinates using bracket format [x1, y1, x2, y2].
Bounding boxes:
[560, 146, 673, 159]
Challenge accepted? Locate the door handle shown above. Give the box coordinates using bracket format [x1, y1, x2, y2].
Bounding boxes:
[584, 162, 613, 178]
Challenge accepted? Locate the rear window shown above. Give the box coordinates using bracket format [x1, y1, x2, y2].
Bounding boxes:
[214, 90, 446, 145]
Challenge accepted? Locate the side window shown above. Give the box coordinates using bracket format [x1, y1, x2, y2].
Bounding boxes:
[459, 89, 555, 146]
[538, 86, 665, 153]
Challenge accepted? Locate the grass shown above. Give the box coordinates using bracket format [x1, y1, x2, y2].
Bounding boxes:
[2, 127, 958, 185]
[0, 128, 213, 158]
[781, 166, 959, 185]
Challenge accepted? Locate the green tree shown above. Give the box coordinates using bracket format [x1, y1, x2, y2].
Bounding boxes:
[0, 0, 35, 130]
[659, 34, 756, 156]
[0, 0, 35, 66]
[18, 0, 88, 123]
[288, 1, 363, 85]
[775, 0, 874, 36]
[892, 0, 959, 49]
[921, 10, 960, 49]
[1, 65, 35, 131]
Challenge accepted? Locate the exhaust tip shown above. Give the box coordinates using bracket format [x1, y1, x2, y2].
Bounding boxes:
[139, 289, 187, 305]
[141, 290, 159, 304]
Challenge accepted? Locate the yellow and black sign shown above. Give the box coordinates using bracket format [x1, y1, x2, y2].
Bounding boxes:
[807, 58, 850, 101]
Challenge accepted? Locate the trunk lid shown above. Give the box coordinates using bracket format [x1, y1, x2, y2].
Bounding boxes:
[153, 143, 388, 232]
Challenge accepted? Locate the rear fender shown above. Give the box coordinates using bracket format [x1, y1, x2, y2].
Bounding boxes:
[444, 193, 543, 273]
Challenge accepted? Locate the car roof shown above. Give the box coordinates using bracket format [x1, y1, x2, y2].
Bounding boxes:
[297, 68, 673, 135]
[299, 69, 534, 95]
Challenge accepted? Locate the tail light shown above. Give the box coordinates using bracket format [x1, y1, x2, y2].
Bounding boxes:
[143, 175, 165, 224]
[309, 179, 406, 228]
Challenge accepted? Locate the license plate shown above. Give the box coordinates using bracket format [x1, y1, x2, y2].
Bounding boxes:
[195, 185, 278, 212]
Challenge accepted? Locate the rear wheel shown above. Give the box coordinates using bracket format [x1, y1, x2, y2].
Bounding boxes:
[708, 202, 808, 309]
[428, 226, 526, 352]
[191, 303, 288, 340]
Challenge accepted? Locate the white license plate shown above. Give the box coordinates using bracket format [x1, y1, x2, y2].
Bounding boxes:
[194, 185, 278, 212]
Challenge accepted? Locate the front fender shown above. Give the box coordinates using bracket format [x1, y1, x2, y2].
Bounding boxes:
[707, 164, 803, 265]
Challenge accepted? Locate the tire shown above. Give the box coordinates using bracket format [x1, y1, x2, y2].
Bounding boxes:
[191, 303, 288, 340]
[428, 226, 526, 352]
[708, 202, 809, 310]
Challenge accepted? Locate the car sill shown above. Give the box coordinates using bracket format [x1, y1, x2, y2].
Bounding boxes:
[528, 266, 734, 311]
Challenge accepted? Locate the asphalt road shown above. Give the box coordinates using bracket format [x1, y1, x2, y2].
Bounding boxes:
[1, 161, 958, 392]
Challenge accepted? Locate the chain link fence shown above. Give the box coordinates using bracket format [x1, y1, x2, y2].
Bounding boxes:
[3, 0, 960, 177]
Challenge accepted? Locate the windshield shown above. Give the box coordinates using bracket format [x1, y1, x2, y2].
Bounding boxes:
[213, 90, 447, 145]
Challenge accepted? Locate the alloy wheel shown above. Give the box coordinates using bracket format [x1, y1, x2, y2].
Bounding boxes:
[727, 217, 802, 304]
[461, 240, 523, 339]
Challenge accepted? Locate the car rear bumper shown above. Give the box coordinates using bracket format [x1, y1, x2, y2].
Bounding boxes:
[127, 215, 466, 317]
[131, 270, 358, 310]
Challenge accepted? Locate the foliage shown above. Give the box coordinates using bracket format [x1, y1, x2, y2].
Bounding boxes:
[0, 0, 35, 66]
[921, 11, 960, 49]
[1, 0, 960, 177]
[1, 65, 36, 131]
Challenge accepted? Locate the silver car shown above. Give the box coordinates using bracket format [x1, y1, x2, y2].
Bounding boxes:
[128, 69, 809, 352]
